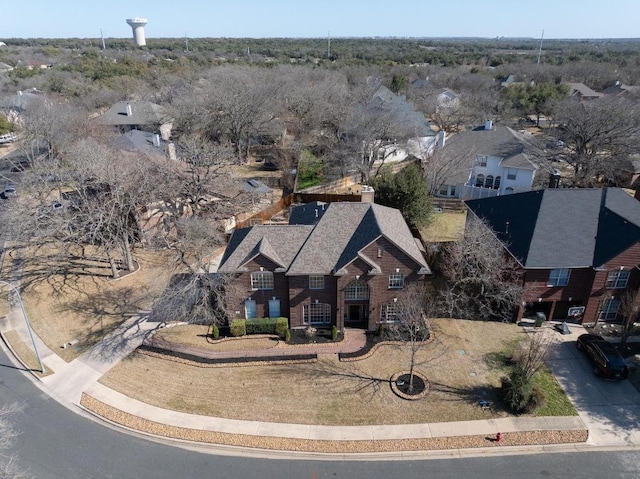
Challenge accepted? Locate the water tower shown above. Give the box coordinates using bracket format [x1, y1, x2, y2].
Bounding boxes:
[126, 18, 148, 46]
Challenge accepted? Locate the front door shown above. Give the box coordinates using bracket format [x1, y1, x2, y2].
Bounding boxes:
[346, 304, 368, 327]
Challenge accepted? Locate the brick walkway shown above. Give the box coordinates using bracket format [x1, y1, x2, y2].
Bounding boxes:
[143, 327, 368, 360]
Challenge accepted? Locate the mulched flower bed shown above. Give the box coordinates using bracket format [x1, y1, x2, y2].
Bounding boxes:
[287, 328, 343, 345]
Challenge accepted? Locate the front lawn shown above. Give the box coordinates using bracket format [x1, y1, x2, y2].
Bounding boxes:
[100, 319, 576, 425]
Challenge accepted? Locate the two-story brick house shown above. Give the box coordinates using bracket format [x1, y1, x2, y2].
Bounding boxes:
[217, 202, 431, 331]
[465, 188, 640, 324]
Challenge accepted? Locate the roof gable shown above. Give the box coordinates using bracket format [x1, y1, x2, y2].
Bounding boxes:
[466, 188, 640, 269]
[220, 202, 430, 276]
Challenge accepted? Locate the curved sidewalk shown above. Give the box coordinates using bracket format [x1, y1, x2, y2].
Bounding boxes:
[0, 309, 588, 454]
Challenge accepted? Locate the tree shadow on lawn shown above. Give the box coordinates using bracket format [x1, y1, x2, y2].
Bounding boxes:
[429, 381, 506, 415]
[292, 360, 391, 403]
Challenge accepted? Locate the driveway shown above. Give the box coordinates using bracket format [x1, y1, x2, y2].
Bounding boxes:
[545, 326, 640, 445]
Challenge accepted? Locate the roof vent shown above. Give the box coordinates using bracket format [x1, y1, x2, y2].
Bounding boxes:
[126, 103, 133, 116]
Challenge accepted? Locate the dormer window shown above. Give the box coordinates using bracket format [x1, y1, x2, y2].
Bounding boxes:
[477, 156, 487, 167]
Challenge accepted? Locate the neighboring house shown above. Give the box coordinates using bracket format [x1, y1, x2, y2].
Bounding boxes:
[465, 188, 640, 324]
[97, 101, 173, 140]
[433, 88, 461, 110]
[601, 81, 640, 98]
[367, 84, 437, 162]
[218, 201, 431, 331]
[108, 129, 169, 158]
[565, 82, 602, 101]
[433, 122, 539, 200]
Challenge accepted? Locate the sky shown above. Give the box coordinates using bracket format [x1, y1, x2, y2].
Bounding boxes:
[1, 0, 638, 40]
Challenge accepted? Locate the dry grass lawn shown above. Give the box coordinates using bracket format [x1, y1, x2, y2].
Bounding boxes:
[155, 324, 279, 352]
[421, 211, 466, 242]
[3, 330, 53, 378]
[14, 245, 175, 362]
[101, 319, 536, 425]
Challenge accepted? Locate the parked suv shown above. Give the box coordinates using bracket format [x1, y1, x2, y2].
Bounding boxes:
[576, 334, 629, 380]
[0, 133, 18, 144]
[1, 184, 16, 199]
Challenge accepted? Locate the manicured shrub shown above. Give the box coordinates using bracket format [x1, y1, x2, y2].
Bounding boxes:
[211, 324, 219, 339]
[230, 319, 246, 337]
[284, 328, 291, 342]
[275, 317, 288, 338]
[244, 317, 288, 335]
[331, 325, 338, 341]
[501, 366, 542, 414]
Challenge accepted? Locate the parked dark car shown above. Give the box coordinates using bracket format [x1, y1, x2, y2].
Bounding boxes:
[576, 334, 629, 380]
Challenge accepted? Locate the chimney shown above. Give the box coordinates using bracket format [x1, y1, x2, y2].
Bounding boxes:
[17, 90, 22, 96]
[437, 130, 446, 149]
[549, 169, 561, 189]
[126, 103, 132, 116]
[153, 134, 160, 147]
[361, 185, 375, 203]
[484, 119, 493, 131]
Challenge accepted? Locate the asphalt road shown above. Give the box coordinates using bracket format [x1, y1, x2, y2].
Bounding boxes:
[2, 348, 640, 478]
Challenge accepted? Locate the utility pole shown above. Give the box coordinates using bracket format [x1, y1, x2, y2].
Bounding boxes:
[100, 29, 106, 50]
[0, 280, 45, 373]
[327, 31, 331, 59]
[185, 33, 189, 52]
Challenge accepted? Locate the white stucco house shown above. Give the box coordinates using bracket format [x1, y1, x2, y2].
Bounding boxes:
[431, 122, 539, 200]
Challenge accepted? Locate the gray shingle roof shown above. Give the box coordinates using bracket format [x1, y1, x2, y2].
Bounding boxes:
[465, 188, 640, 269]
[218, 202, 430, 276]
[97, 101, 172, 127]
[440, 125, 539, 185]
[218, 225, 314, 273]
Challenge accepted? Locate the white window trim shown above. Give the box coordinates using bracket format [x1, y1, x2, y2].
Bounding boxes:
[345, 280, 369, 300]
[303, 303, 331, 325]
[388, 273, 404, 289]
[250, 271, 274, 290]
[309, 275, 324, 290]
[606, 270, 630, 289]
[547, 268, 570, 287]
[380, 302, 401, 323]
[599, 298, 620, 321]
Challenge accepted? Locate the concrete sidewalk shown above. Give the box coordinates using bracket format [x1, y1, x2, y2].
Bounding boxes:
[0, 303, 593, 454]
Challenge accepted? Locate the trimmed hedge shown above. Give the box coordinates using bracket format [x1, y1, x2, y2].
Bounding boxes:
[245, 317, 289, 338]
[230, 319, 246, 337]
[211, 324, 220, 339]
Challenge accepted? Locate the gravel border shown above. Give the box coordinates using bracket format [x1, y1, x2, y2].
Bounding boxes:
[81, 394, 588, 453]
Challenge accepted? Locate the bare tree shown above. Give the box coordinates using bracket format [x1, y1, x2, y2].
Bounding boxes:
[194, 66, 279, 161]
[439, 216, 523, 322]
[513, 330, 552, 380]
[618, 288, 640, 347]
[555, 96, 640, 186]
[387, 284, 434, 394]
[0, 403, 29, 479]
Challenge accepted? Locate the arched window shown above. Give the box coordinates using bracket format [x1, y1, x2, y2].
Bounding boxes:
[475, 174, 485, 187]
[484, 175, 494, 189]
[494, 176, 501, 190]
[344, 280, 369, 300]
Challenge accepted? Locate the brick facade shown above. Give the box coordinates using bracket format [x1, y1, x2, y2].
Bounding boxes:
[519, 242, 640, 324]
